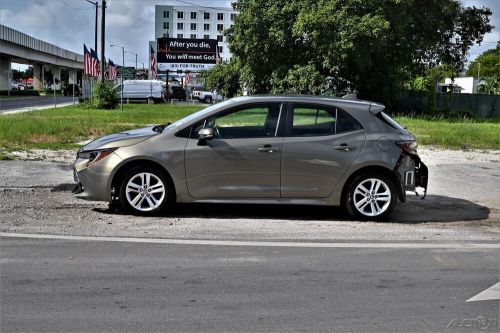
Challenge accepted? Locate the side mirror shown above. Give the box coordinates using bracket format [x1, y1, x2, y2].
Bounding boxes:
[198, 128, 213, 141]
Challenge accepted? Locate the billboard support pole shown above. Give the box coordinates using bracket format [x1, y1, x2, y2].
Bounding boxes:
[120, 74, 123, 111]
[166, 69, 169, 102]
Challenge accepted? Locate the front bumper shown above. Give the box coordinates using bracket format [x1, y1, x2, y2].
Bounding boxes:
[72, 152, 122, 201]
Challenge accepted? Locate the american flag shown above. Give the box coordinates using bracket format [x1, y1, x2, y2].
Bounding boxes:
[108, 59, 117, 80]
[83, 44, 92, 76]
[90, 48, 100, 77]
[185, 71, 191, 85]
[103, 58, 108, 80]
[149, 45, 157, 80]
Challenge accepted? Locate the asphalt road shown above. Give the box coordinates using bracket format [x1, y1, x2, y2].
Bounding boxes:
[0, 96, 76, 113]
[1, 236, 498, 332]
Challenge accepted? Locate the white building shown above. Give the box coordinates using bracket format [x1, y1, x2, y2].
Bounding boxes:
[153, 4, 237, 62]
[443, 77, 483, 94]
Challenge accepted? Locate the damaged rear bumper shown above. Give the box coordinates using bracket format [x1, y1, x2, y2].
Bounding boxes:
[395, 153, 428, 200]
[414, 155, 428, 199]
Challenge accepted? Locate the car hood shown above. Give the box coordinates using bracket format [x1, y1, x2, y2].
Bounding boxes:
[81, 127, 158, 151]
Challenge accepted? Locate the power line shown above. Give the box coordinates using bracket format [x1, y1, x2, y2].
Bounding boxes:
[173, 0, 236, 12]
[58, 0, 93, 11]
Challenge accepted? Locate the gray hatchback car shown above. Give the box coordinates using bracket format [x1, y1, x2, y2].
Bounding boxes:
[73, 95, 428, 220]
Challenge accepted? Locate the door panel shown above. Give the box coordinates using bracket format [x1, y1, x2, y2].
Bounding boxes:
[185, 137, 283, 198]
[184, 102, 284, 198]
[281, 131, 364, 198]
[281, 104, 365, 198]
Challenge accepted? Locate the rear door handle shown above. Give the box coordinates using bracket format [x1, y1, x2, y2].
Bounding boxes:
[258, 144, 281, 153]
[334, 143, 356, 151]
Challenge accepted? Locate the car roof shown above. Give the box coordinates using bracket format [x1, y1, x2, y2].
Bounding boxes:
[169, 95, 385, 133]
[229, 95, 385, 113]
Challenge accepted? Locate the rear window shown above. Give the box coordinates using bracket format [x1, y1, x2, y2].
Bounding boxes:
[379, 112, 406, 132]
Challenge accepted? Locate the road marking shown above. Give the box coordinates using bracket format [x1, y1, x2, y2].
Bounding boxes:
[466, 282, 500, 302]
[434, 255, 458, 268]
[1, 232, 499, 249]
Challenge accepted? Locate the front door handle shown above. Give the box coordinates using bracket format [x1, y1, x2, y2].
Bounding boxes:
[334, 143, 356, 151]
[258, 144, 281, 153]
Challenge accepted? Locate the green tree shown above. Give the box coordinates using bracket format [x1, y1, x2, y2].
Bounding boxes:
[270, 64, 325, 95]
[466, 44, 500, 78]
[405, 65, 458, 92]
[227, 0, 492, 105]
[198, 60, 241, 98]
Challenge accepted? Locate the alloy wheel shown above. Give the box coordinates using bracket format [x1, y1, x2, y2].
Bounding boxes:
[125, 172, 166, 212]
[352, 178, 392, 217]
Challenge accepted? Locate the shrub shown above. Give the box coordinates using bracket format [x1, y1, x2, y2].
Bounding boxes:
[92, 81, 118, 109]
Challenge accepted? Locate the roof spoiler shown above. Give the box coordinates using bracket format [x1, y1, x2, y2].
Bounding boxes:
[369, 102, 385, 115]
[341, 93, 358, 100]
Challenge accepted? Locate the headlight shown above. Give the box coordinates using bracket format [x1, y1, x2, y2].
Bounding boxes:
[77, 148, 117, 165]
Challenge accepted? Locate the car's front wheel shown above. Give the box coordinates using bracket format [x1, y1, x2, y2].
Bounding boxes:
[119, 167, 172, 215]
[345, 173, 397, 221]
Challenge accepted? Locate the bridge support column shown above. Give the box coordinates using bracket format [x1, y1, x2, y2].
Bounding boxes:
[53, 67, 61, 90]
[0, 56, 11, 91]
[68, 69, 77, 84]
[33, 63, 44, 91]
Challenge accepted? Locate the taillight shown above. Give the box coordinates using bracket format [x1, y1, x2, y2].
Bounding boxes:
[396, 141, 418, 156]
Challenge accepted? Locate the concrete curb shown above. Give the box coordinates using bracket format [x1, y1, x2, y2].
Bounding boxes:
[1, 102, 78, 115]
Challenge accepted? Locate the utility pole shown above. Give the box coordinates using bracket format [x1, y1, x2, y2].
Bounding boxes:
[85, 0, 98, 53]
[125, 50, 138, 78]
[110, 44, 124, 110]
[100, 0, 106, 82]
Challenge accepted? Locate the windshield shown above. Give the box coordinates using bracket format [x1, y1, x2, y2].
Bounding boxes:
[162, 99, 235, 132]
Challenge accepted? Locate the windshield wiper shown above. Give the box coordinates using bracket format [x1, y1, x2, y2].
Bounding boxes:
[152, 122, 172, 133]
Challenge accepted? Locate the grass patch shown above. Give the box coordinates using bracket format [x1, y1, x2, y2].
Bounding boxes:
[0, 104, 202, 151]
[395, 116, 500, 149]
[0, 104, 498, 151]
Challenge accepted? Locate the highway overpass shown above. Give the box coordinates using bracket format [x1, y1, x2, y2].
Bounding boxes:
[0, 24, 83, 91]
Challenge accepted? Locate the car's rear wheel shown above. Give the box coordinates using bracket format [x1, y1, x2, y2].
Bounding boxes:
[119, 167, 172, 215]
[203, 96, 212, 104]
[345, 173, 397, 221]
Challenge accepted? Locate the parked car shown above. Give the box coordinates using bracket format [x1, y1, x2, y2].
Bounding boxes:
[166, 86, 186, 101]
[73, 95, 428, 220]
[63, 84, 81, 96]
[114, 80, 164, 103]
[10, 82, 23, 90]
[192, 88, 223, 103]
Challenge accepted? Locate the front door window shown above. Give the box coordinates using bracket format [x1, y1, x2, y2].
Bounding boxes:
[193, 103, 282, 139]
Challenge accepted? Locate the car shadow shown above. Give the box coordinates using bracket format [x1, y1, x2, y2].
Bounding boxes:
[91, 194, 490, 224]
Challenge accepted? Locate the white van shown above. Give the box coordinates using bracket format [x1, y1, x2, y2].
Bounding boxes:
[114, 80, 165, 103]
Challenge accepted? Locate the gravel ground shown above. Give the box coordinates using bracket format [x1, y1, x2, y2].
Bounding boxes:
[0, 146, 498, 241]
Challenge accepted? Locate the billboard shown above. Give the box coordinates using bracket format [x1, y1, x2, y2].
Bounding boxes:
[156, 37, 218, 72]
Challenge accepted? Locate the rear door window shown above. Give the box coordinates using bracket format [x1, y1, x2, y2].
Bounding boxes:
[291, 104, 362, 136]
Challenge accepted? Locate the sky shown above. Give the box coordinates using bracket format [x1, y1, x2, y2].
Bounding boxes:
[0, 0, 498, 72]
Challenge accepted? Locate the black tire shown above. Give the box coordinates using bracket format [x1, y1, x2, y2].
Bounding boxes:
[119, 166, 174, 215]
[345, 173, 397, 221]
[203, 96, 212, 104]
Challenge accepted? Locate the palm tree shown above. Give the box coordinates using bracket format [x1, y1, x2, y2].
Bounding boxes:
[477, 76, 499, 94]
